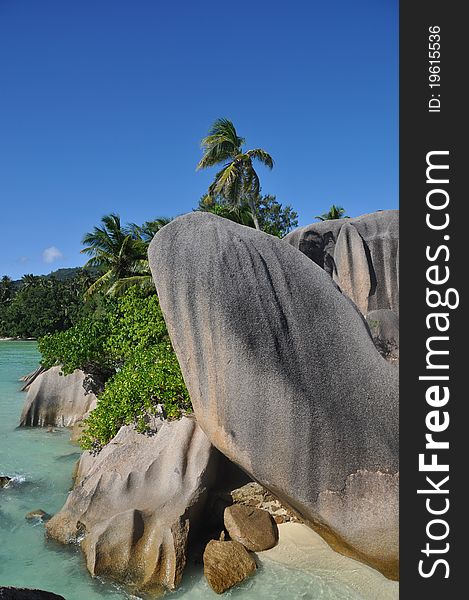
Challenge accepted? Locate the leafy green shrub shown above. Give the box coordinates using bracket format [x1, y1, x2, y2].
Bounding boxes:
[80, 342, 191, 450]
[38, 314, 113, 375]
[38, 287, 191, 450]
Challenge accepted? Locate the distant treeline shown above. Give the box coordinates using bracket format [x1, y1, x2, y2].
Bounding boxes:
[0, 269, 100, 339]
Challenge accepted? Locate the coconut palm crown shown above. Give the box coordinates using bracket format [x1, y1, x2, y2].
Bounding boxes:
[315, 205, 349, 221]
[196, 118, 273, 230]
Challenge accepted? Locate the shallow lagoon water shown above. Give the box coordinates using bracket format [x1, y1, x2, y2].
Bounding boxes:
[0, 341, 375, 599]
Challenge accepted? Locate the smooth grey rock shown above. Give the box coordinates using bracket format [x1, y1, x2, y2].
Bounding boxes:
[0, 589, 65, 600]
[19, 366, 97, 427]
[149, 212, 399, 579]
[46, 417, 218, 592]
[285, 210, 399, 315]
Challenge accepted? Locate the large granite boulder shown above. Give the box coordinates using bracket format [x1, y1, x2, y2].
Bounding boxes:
[149, 213, 399, 579]
[19, 366, 97, 427]
[285, 210, 399, 315]
[46, 417, 218, 593]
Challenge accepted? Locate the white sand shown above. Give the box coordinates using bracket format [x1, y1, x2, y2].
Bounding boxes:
[257, 523, 399, 600]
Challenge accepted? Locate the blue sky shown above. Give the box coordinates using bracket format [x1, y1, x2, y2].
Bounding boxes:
[0, 0, 397, 279]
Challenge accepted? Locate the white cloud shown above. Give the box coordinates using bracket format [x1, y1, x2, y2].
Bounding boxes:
[42, 246, 63, 264]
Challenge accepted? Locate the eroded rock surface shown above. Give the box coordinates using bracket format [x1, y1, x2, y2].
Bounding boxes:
[19, 367, 97, 427]
[46, 417, 217, 593]
[149, 212, 399, 578]
[366, 309, 399, 363]
[285, 210, 399, 315]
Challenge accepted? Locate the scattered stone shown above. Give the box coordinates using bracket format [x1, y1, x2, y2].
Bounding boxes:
[46, 417, 218, 593]
[25, 509, 50, 521]
[0, 588, 65, 600]
[230, 482, 299, 524]
[285, 210, 399, 315]
[224, 504, 278, 551]
[149, 212, 399, 579]
[0, 476, 12, 488]
[203, 539, 256, 594]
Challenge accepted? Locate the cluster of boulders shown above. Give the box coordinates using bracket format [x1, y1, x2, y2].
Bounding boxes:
[16, 210, 399, 594]
[285, 210, 399, 362]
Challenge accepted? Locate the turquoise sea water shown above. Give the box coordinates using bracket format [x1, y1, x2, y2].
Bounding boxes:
[0, 341, 368, 599]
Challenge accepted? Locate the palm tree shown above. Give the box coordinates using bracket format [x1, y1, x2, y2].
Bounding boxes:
[81, 214, 171, 298]
[196, 118, 273, 230]
[315, 205, 349, 221]
[81, 214, 142, 297]
[0, 275, 13, 304]
[21, 274, 40, 290]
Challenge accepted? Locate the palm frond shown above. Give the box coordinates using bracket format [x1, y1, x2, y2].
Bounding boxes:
[246, 148, 274, 169]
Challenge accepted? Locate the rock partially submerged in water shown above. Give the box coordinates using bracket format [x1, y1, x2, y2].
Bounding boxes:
[46, 417, 218, 593]
[25, 509, 50, 521]
[0, 589, 65, 600]
[19, 366, 97, 428]
[285, 210, 399, 315]
[149, 212, 399, 579]
[0, 476, 12, 488]
[203, 539, 256, 594]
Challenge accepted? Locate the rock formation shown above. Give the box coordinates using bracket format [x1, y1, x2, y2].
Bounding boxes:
[203, 539, 256, 594]
[149, 212, 399, 579]
[285, 210, 399, 315]
[46, 417, 218, 593]
[224, 505, 278, 551]
[19, 366, 97, 428]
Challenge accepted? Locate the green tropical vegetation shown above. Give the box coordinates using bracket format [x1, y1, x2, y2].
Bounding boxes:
[0, 270, 97, 338]
[198, 193, 298, 238]
[197, 118, 274, 230]
[80, 213, 171, 298]
[315, 204, 349, 221]
[39, 287, 190, 450]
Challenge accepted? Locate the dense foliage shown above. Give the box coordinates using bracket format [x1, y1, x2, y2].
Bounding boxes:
[198, 194, 298, 238]
[38, 287, 190, 450]
[0, 271, 96, 339]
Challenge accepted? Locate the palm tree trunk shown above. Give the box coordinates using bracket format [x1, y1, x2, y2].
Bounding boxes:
[248, 198, 261, 230]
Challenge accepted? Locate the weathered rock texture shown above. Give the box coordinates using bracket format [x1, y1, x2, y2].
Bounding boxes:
[285, 210, 399, 315]
[149, 212, 399, 579]
[203, 539, 256, 594]
[19, 366, 97, 427]
[366, 309, 399, 363]
[0, 589, 65, 600]
[224, 504, 278, 551]
[46, 417, 217, 593]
